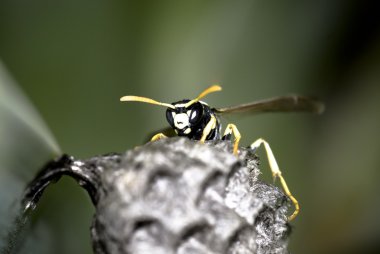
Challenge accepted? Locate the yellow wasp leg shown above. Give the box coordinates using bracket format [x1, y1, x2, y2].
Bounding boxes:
[200, 115, 217, 143]
[223, 124, 241, 155]
[250, 138, 299, 221]
[151, 133, 167, 142]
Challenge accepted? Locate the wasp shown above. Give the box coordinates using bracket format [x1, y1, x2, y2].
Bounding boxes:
[120, 85, 324, 221]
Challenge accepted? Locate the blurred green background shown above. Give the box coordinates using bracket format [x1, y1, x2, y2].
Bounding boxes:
[0, 0, 379, 253]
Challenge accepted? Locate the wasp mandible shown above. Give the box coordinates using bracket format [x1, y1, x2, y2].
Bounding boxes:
[120, 85, 324, 221]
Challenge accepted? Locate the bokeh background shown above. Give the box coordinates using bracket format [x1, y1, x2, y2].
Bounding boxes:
[1, 0, 379, 253]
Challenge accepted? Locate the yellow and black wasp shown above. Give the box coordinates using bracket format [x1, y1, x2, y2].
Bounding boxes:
[120, 85, 324, 221]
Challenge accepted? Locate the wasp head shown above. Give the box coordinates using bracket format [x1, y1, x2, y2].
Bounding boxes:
[166, 100, 204, 135]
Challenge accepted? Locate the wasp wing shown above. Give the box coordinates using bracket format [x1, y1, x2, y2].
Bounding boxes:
[213, 95, 325, 115]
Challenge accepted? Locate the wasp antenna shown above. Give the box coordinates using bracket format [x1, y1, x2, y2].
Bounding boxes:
[195, 84, 222, 100]
[185, 84, 222, 107]
[120, 95, 175, 109]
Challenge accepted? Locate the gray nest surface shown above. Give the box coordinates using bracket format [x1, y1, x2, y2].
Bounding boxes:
[24, 137, 292, 254]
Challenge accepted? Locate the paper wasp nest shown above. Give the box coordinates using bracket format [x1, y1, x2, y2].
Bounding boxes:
[25, 138, 291, 254]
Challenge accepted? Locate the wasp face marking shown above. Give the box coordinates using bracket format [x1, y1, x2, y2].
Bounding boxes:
[173, 113, 189, 130]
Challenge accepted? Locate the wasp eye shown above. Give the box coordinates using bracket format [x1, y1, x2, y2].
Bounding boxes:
[166, 109, 175, 127]
[190, 110, 197, 120]
[189, 103, 203, 124]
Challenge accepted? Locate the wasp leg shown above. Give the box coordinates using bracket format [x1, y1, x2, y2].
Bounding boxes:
[250, 138, 299, 221]
[222, 124, 241, 155]
[200, 115, 217, 143]
[151, 133, 168, 142]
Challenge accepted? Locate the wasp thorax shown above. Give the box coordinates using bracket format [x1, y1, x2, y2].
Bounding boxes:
[166, 100, 204, 136]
